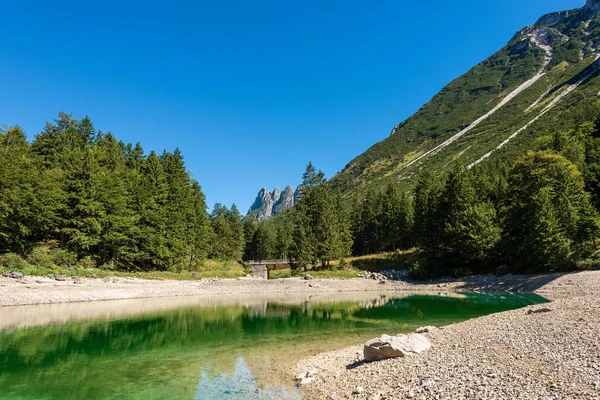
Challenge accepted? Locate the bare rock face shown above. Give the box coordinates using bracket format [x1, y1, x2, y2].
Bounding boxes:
[247, 188, 275, 222]
[364, 333, 431, 362]
[247, 185, 298, 222]
[535, 10, 576, 26]
[587, 0, 600, 11]
[271, 187, 282, 204]
[278, 185, 295, 209]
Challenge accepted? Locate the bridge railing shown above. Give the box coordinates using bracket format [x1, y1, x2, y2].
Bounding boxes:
[246, 259, 290, 265]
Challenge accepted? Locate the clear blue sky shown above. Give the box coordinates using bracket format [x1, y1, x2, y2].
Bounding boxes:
[0, 0, 584, 212]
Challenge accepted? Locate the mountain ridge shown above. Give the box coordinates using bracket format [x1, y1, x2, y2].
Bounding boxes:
[246, 185, 298, 222]
[329, 0, 600, 198]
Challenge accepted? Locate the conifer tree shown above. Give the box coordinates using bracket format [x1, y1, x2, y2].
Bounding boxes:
[503, 152, 598, 271]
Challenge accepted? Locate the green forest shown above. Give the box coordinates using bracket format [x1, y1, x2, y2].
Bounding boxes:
[246, 108, 600, 278]
[2, 110, 600, 279]
[0, 112, 244, 273]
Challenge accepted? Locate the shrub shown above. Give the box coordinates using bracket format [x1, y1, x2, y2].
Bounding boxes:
[577, 258, 600, 271]
[49, 249, 77, 268]
[77, 256, 97, 270]
[407, 258, 445, 281]
[27, 247, 55, 269]
[0, 253, 31, 271]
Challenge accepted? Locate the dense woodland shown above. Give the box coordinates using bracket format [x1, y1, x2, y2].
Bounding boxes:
[3, 110, 600, 278]
[247, 111, 600, 278]
[0, 113, 244, 272]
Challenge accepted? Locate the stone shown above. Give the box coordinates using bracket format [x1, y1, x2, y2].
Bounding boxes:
[303, 274, 314, 280]
[364, 334, 431, 362]
[103, 277, 111, 283]
[299, 377, 313, 385]
[295, 367, 318, 381]
[353, 386, 365, 395]
[415, 326, 436, 334]
[47, 274, 55, 280]
[527, 307, 552, 314]
[4, 271, 24, 279]
[55, 274, 67, 281]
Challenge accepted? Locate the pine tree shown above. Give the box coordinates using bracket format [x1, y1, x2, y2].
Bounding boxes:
[503, 152, 597, 272]
[226, 204, 245, 260]
[243, 219, 258, 261]
[414, 170, 443, 258]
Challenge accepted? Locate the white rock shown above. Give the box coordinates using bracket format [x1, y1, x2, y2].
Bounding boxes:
[364, 333, 431, 362]
[300, 377, 313, 385]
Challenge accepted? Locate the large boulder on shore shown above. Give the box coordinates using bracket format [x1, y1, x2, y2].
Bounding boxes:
[364, 333, 431, 362]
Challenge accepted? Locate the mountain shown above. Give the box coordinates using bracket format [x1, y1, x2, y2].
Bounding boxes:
[330, 0, 600, 197]
[246, 185, 298, 222]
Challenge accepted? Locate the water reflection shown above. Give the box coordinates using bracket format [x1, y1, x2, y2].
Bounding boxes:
[195, 357, 302, 400]
[0, 292, 548, 400]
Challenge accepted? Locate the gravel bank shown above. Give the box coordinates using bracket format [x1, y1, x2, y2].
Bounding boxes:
[0, 275, 416, 307]
[296, 272, 600, 400]
[1, 270, 599, 307]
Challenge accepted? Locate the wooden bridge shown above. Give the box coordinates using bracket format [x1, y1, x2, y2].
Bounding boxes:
[245, 259, 292, 279]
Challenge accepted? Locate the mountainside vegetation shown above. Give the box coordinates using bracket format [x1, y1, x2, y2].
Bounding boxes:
[330, 2, 600, 199]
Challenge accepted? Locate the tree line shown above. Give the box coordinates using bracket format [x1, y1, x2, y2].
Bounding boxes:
[345, 120, 600, 277]
[3, 112, 600, 277]
[0, 113, 244, 271]
[244, 120, 600, 278]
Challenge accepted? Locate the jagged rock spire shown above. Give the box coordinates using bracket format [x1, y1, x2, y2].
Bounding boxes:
[246, 186, 298, 222]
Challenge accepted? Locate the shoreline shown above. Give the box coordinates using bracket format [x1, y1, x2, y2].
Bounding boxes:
[295, 271, 600, 399]
[1, 270, 598, 308]
[2, 270, 599, 398]
[0, 272, 600, 308]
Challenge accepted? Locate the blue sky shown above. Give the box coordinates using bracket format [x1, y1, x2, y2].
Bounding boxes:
[0, 0, 584, 212]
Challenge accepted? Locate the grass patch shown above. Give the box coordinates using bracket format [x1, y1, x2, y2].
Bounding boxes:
[268, 250, 416, 280]
[0, 258, 245, 280]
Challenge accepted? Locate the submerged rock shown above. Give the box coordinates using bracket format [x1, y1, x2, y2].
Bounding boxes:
[364, 333, 431, 362]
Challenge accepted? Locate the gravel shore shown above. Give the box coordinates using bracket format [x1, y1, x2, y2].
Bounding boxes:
[295, 271, 600, 400]
[0, 275, 416, 307]
[2, 270, 598, 307]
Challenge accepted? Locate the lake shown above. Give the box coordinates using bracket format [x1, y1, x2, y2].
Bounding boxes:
[0, 291, 548, 399]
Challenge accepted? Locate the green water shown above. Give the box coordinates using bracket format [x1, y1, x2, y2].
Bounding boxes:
[0, 292, 547, 400]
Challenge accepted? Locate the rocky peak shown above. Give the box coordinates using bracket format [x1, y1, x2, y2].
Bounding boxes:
[277, 186, 295, 209]
[246, 186, 299, 222]
[271, 187, 282, 203]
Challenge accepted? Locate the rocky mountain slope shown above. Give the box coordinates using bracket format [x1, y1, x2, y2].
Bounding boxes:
[246, 185, 299, 222]
[330, 0, 600, 197]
